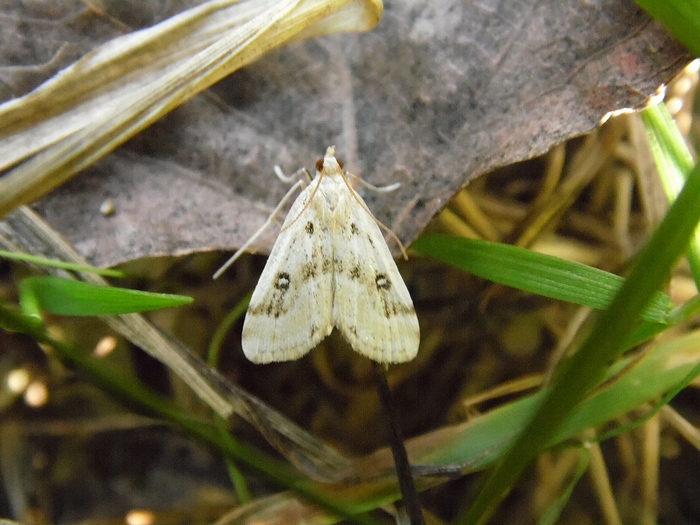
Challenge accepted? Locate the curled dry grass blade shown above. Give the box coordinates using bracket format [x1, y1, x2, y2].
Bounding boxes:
[0, 0, 383, 218]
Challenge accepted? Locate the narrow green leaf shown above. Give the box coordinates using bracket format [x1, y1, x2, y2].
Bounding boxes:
[412, 235, 672, 323]
[538, 448, 590, 525]
[595, 358, 700, 444]
[0, 304, 44, 333]
[207, 291, 252, 367]
[11, 305, 380, 525]
[19, 276, 192, 316]
[7, 296, 696, 520]
[641, 101, 694, 175]
[207, 291, 254, 504]
[642, 102, 700, 287]
[669, 292, 700, 325]
[0, 249, 124, 277]
[411, 329, 700, 486]
[458, 128, 700, 523]
[635, 0, 700, 56]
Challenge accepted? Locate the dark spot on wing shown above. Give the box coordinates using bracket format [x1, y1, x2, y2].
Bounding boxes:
[274, 272, 290, 290]
[379, 299, 416, 319]
[305, 221, 314, 235]
[349, 266, 361, 280]
[302, 263, 316, 280]
[247, 272, 295, 319]
[390, 302, 415, 315]
[322, 258, 332, 273]
[350, 223, 359, 235]
[376, 273, 391, 290]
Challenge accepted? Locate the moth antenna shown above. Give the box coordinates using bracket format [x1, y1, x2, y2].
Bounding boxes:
[275, 165, 311, 184]
[278, 170, 325, 234]
[347, 171, 401, 193]
[213, 179, 305, 279]
[339, 170, 409, 260]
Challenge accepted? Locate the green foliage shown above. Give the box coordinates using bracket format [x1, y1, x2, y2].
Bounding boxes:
[418, 100, 700, 523]
[642, 102, 700, 283]
[636, 0, 700, 56]
[17, 275, 191, 318]
[412, 235, 672, 323]
[0, 249, 124, 276]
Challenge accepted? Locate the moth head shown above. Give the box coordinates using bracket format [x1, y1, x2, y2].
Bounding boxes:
[316, 145, 344, 174]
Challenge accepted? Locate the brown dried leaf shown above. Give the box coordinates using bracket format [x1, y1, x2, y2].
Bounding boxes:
[3, 0, 691, 266]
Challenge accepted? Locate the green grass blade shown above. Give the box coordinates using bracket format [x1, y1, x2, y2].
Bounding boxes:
[635, 0, 700, 56]
[0, 303, 44, 333]
[0, 249, 124, 277]
[412, 330, 700, 470]
[642, 102, 700, 286]
[457, 117, 700, 523]
[595, 359, 700, 444]
[4, 302, 696, 519]
[0, 302, 385, 525]
[206, 291, 254, 504]
[207, 290, 251, 367]
[19, 275, 192, 316]
[537, 448, 590, 525]
[670, 292, 700, 325]
[412, 235, 672, 323]
[210, 325, 700, 514]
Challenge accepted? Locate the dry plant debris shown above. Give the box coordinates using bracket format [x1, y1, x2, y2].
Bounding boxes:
[1, 2, 700, 524]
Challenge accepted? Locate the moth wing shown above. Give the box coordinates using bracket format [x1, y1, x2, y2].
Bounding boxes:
[332, 188, 420, 363]
[242, 181, 334, 363]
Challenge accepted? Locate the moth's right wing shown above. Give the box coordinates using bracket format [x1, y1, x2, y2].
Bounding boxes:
[332, 186, 420, 363]
[242, 180, 334, 363]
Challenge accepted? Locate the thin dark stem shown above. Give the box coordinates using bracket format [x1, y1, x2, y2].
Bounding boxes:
[372, 362, 425, 525]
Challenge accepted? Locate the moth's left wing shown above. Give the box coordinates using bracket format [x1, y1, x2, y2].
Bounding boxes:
[242, 181, 334, 363]
[332, 188, 420, 363]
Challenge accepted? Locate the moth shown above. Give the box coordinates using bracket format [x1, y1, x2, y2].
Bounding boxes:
[224, 146, 420, 364]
